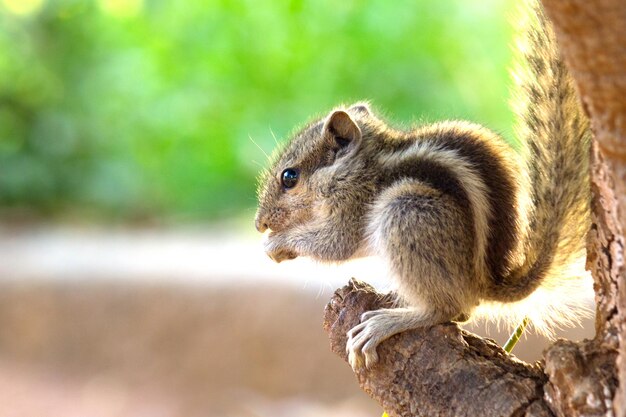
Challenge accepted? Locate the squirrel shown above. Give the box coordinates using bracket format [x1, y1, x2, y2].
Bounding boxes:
[255, 0, 591, 370]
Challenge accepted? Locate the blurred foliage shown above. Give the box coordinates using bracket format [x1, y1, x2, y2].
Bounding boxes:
[0, 0, 514, 221]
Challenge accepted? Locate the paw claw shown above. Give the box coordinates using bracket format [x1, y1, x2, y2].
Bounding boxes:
[348, 348, 364, 371]
[364, 350, 378, 369]
[345, 310, 392, 371]
[346, 334, 364, 370]
[346, 307, 427, 371]
[363, 337, 381, 368]
[361, 310, 383, 322]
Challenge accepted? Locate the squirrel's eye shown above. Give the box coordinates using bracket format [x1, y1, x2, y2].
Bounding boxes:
[281, 168, 299, 189]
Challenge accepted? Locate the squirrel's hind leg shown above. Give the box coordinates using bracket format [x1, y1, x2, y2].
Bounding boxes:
[346, 306, 473, 370]
[347, 307, 432, 370]
[347, 180, 479, 370]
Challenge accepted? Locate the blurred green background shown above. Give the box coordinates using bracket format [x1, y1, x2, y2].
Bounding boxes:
[0, 0, 514, 223]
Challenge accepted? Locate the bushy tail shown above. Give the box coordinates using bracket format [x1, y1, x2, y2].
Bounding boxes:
[481, 0, 593, 336]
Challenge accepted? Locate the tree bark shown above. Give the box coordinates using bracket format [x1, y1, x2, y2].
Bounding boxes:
[323, 1, 626, 416]
[542, 1, 626, 416]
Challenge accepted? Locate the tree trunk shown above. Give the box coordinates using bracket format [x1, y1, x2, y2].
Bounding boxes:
[323, 1, 626, 416]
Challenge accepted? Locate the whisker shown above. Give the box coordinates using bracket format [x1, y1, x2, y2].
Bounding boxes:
[251, 159, 270, 173]
[316, 282, 324, 300]
[269, 126, 280, 147]
[249, 135, 270, 161]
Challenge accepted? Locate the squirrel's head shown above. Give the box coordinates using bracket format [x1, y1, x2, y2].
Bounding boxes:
[255, 102, 373, 234]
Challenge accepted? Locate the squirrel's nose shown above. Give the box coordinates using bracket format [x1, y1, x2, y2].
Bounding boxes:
[255, 215, 268, 233]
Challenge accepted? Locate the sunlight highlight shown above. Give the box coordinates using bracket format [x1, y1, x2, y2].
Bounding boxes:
[97, 0, 143, 18]
[2, 0, 45, 16]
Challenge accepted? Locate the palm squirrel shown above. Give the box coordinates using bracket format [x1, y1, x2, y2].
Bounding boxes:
[255, 0, 591, 370]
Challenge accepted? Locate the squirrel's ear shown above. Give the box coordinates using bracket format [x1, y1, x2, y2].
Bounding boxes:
[323, 110, 362, 149]
[349, 103, 371, 116]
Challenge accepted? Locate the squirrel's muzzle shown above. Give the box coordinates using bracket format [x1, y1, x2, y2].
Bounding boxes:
[255, 213, 269, 233]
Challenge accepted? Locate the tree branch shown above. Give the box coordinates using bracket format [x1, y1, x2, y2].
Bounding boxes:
[323, 279, 553, 417]
[323, 279, 617, 417]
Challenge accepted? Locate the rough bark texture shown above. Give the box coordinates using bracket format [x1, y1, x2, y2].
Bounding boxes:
[323, 279, 553, 417]
[323, 1, 626, 415]
[540, 0, 626, 416]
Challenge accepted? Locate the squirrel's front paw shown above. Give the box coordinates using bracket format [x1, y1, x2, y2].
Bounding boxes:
[267, 247, 298, 263]
[346, 310, 393, 371]
[264, 237, 298, 263]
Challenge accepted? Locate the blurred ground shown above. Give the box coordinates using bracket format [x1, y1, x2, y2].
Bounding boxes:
[0, 282, 377, 417]
[0, 224, 595, 416]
